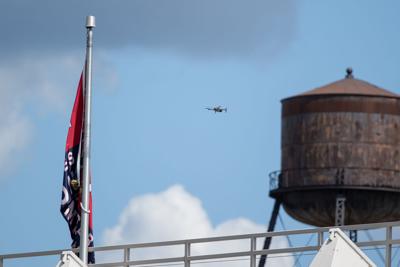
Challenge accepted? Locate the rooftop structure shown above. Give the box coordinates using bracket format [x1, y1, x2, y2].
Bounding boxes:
[1, 221, 399, 266]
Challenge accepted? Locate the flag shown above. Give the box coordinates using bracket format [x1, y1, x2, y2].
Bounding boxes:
[60, 72, 95, 264]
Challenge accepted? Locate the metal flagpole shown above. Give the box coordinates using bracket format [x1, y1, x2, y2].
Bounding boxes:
[79, 15, 95, 264]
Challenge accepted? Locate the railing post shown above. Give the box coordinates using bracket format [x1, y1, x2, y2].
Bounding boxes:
[250, 237, 256, 267]
[0, 256, 3, 267]
[318, 231, 324, 247]
[386, 226, 392, 267]
[123, 247, 130, 267]
[184, 241, 190, 267]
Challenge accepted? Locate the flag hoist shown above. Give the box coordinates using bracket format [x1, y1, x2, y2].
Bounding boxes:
[60, 16, 96, 265]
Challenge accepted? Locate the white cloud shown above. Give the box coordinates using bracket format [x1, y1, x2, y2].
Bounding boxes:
[102, 185, 294, 266]
[0, 111, 32, 173]
[0, 56, 73, 176]
[0, 51, 119, 177]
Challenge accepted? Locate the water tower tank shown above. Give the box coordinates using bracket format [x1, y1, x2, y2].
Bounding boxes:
[270, 69, 400, 226]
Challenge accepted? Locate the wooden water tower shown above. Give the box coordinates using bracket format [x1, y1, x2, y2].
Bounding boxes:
[259, 68, 400, 266]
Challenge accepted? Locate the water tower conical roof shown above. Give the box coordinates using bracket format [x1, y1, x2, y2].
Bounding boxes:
[285, 68, 399, 100]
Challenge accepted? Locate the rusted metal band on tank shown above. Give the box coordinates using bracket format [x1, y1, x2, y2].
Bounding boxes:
[269, 185, 400, 197]
[282, 95, 400, 117]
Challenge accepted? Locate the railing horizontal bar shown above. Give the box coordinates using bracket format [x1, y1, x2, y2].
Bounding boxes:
[189, 246, 321, 261]
[340, 222, 400, 231]
[189, 251, 252, 261]
[256, 246, 320, 255]
[357, 241, 386, 247]
[91, 256, 185, 267]
[86, 241, 400, 267]
[93, 240, 186, 252]
[1, 248, 77, 259]
[356, 239, 400, 247]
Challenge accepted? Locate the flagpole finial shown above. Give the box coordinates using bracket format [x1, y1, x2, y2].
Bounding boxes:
[86, 16, 96, 28]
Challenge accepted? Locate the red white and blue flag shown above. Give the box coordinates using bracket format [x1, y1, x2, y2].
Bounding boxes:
[60, 72, 95, 264]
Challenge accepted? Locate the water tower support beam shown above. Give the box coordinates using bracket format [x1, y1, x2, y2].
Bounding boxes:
[350, 230, 358, 242]
[335, 195, 357, 242]
[335, 196, 346, 226]
[258, 199, 281, 267]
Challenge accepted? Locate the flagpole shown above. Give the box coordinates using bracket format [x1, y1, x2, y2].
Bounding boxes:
[80, 15, 95, 264]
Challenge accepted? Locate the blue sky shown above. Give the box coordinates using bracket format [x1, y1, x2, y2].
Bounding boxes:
[0, 0, 400, 266]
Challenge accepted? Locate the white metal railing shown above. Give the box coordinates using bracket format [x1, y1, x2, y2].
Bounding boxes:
[1, 221, 400, 267]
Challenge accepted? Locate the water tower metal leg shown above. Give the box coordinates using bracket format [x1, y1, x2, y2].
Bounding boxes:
[335, 196, 346, 226]
[335, 195, 357, 242]
[258, 200, 281, 267]
[349, 230, 358, 242]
